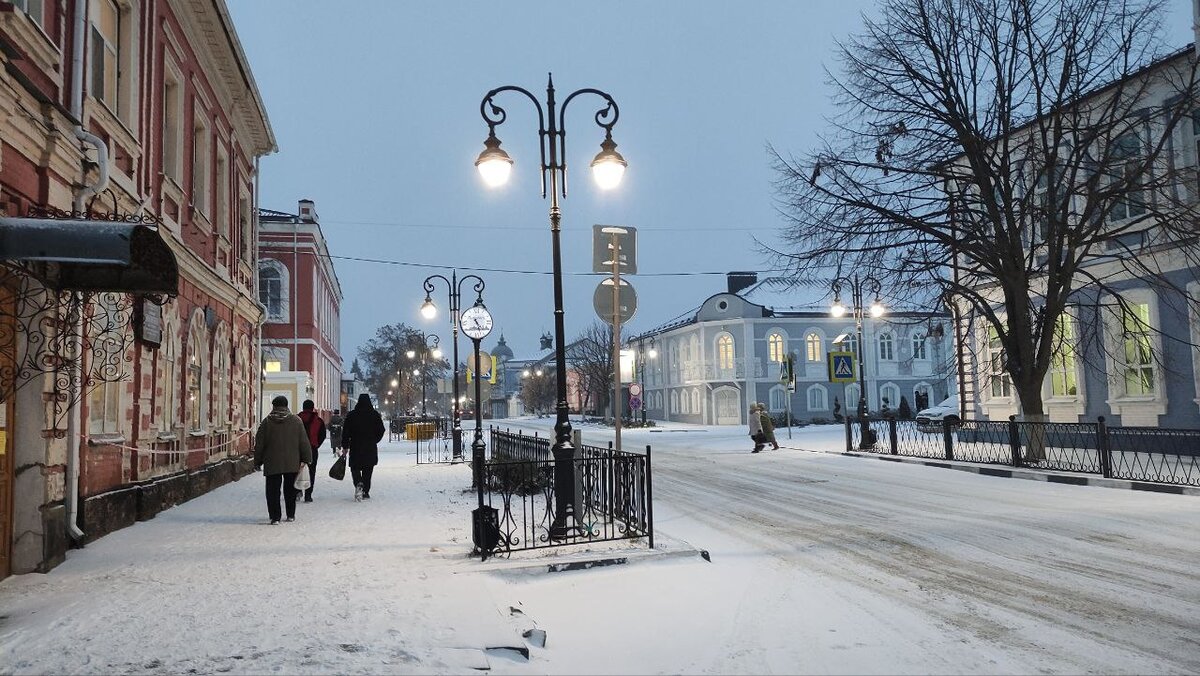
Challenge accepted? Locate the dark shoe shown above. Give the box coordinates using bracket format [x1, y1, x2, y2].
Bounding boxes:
[751, 449, 761, 454]
[303, 497, 313, 503]
[270, 519, 280, 525]
[285, 517, 295, 522]
[362, 493, 370, 500]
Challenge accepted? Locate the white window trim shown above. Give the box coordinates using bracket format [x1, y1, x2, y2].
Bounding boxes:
[806, 384, 829, 411]
[1102, 289, 1167, 424]
[258, 258, 290, 323]
[878, 332, 895, 361]
[715, 332, 735, 373]
[768, 385, 787, 413]
[879, 382, 901, 412]
[1043, 308, 1087, 419]
[765, 328, 788, 365]
[804, 329, 826, 363]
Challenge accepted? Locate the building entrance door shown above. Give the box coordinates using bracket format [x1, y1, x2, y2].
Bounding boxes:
[714, 388, 741, 425]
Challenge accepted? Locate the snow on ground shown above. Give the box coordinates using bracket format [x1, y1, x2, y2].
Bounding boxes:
[2, 418, 1198, 674]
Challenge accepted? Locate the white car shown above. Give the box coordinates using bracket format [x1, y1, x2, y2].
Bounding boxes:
[915, 395, 961, 431]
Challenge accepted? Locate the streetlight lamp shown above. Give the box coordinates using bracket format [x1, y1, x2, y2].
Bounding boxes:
[632, 336, 657, 425]
[476, 74, 626, 538]
[421, 272, 486, 462]
[830, 274, 884, 449]
[410, 332, 441, 417]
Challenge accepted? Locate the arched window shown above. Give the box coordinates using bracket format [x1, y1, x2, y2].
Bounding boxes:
[212, 322, 230, 428]
[158, 314, 180, 434]
[238, 334, 253, 428]
[717, 334, 734, 371]
[807, 384, 828, 411]
[257, 259, 289, 322]
[87, 293, 128, 436]
[880, 383, 900, 412]
[769, 386, 787, 412]
[187, 311, 209, 432]
[878, 332, 895, 361]
[691, 389, 702, 415]
[670, 390, 679, 414]
[844, 383, 862, 411]
[913, 382, 934, 412]
[912, 333, 928, 360]
[835, 331, 857, 356]
[768, 332, 786, 363]
[805, 332, 823, 362]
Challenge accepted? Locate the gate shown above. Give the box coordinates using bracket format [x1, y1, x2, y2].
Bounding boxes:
[416, 418, 458, 464]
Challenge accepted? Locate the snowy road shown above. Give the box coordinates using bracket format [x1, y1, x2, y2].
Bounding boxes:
[1, 419, 1197, 674]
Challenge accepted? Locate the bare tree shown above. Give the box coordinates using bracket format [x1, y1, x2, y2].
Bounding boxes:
[566, 322, 615, 416]
[518, 368, 556, 416]
[772, 0, 1199, 427]
[357, 323, 449, 414]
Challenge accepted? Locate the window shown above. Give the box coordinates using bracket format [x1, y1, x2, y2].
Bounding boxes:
[12, 0, 45, 26]
[258, 259, 289, 322]
[215, 148, 230, 239]
[912, 333, 928, 360]
[162, 68, 183, 182]
[670, 390, 679, 414]
[716, 334, 734, 371]
[187, 318, 209, 433]
[837, 333, 857, 357]
[1049, 314, 1078, 397]
[213, 325, 229, 427]
[1108, 129, 1147, 222]
[90, 0, 121, 116]
[913, 383, 933, 411]
[767, 332, 785, 363]
[844, 384, 861, 411]
[87, 295, 126, 436]
[880, 383, 900, 412]
[987, 326, 1012, 398]
[770, 387, 787, 412]
[807, 385, 828, 411]
[805, 332, 822, 362]
[878, 332, 894, 361]
[239, 194, 253, 262]
[692, 389, 701, 415]
[159, 320, 178, 434]
[1120, 302, 1155, 396]
[192, 113, 210, 215]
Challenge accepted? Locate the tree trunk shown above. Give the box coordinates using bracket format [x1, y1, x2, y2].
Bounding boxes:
[1015, 377, 1047, 463]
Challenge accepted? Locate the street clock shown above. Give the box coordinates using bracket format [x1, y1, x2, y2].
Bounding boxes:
[460, 305, 494, 340]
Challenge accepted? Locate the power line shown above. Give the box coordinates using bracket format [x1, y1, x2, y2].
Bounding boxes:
[319, 252, 787, 277]
[317, 218, 778, 233]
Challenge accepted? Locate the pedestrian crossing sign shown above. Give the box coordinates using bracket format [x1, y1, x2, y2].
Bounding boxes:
[828, 351, 856, 383]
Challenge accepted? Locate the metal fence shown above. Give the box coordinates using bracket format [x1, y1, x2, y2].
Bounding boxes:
[477, 427, 653, 557]
[845, 415, 1200, 487]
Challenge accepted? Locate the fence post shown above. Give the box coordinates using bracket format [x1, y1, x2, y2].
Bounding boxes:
[1097, 416, 1112, 478]
[844, 414, 852, 452]
[1008, 415, 1021, 467]
[943, 417, 954, 461]
[887, 416, 898, 455]
[645, 445, 654, 550]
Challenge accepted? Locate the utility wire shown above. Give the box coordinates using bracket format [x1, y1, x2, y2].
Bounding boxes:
[319, 219, 779, 233]
[319, 252, 787, 277]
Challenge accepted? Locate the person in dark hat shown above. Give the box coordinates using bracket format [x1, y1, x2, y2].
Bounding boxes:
[297, 400, 327, 502]
[253, 395, 312, 524]
[340, 393, 385, 501]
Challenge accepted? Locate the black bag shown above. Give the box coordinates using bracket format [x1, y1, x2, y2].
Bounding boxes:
[328, 453, 347, 481]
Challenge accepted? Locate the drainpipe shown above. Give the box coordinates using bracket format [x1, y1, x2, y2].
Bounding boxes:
[70, 0, 108, 214]
[63, 0, 98, 543]
[254, 157, 264, 423]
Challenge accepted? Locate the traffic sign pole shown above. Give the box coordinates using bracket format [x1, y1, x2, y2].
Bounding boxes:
[610, 228, 624, 452]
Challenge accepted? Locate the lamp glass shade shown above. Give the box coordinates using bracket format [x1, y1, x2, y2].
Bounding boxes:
[475, 135, 513, 188]
[591, 135, 627, 190]
[647, 348, 658, 359]
[432, 348, 443, 359]
[831, 302, 848, 318]
[420, 299, 437, 319]
[412, 369, 420, 376]
[406, 350, 416, 359]
[869, 302, 886, 318]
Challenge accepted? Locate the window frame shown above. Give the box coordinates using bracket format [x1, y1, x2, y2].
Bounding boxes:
[806, 384, 828, 411]
[716, 333, 734, 372]
[767, 331, 786, 364]
[805, 332, 823, 363]
[877, 332, 895, 361]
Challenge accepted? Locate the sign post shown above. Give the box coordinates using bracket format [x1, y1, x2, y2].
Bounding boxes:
[594, 225, 637, 451]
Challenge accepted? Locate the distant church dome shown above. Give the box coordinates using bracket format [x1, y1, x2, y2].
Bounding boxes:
[491, 334, 514, 361]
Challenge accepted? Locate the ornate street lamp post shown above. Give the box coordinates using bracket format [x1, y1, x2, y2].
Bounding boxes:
[409, 332, 442, 417]
[831, 274, 884, 449]
[421, 272, 485, 462]
[475, 74, 626, 538]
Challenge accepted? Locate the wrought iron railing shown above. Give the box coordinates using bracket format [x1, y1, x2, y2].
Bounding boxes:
[477, 428, 653, 557]
[845, 415, 1200, 486]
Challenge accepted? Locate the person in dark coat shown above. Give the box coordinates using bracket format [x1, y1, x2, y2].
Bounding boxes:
[297, 400, 327, 503]
[328, 408, 344, 451]
[253, 395, 313, 524]
[340, 393, 385, 501]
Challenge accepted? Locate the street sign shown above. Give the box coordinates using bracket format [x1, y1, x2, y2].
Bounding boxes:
[628, 382, 643, 397]
[593, 278, 637, 324]
[828, 351, 856, 383]
[467, 351, 492, 382]
[629, 395, 643, 411]
[592, 224, 638, 274]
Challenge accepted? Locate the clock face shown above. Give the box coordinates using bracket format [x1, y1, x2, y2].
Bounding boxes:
[460, 306, 493, 340]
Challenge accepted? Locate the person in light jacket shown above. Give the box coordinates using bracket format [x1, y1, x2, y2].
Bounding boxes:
[341, 393, 385, 501]
[748, 405, 765, 453]
[253, 395, 313, 524]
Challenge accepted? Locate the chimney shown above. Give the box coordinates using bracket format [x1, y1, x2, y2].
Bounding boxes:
[727, 271, 757, 295]
[298, 199, 317, 223]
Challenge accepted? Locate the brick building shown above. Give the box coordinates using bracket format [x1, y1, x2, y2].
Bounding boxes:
[0, 0, 274, 578]
[258, 200, 343, 418]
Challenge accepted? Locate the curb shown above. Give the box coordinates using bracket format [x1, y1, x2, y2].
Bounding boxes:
[792, 445, 1199, 496]
[472, 544, 706, 577]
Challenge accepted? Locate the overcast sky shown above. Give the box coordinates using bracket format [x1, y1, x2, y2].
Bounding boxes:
[227, 0, 1195, 369]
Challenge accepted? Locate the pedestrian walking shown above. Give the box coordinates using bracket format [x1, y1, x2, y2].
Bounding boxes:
[253, 395, 313, 524]
[341, 393, 385, 501]
[328, 408, 345, 452]
[748, 405, 765, 453]
[759, 403, 780, 450]
[297, 400, 327, 503]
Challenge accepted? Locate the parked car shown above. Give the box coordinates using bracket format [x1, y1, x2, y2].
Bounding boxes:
[915, 395, 961, 432]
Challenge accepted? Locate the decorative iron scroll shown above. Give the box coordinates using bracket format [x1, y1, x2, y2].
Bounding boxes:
[0, 264, 137, 437]
[27, 201, 165, 228]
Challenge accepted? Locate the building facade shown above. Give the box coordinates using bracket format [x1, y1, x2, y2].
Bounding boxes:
[636, 275, 956, 426]
[0, 0, 274, 577]
[258, 199, 343, 418]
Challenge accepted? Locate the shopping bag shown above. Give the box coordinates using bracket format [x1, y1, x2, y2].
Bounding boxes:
[328, 453, 346, 481]
[294, 464, 311, 491]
